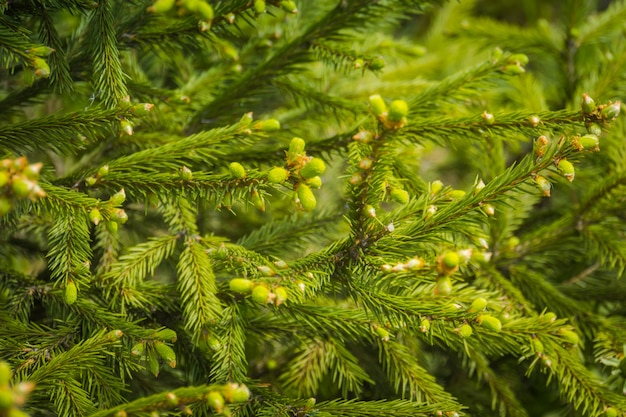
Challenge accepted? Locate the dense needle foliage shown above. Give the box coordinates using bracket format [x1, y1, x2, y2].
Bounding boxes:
[1, 1, 626, 416]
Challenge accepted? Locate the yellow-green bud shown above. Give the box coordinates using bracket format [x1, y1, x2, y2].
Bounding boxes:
[502, 63, 525, 75]
[482, 111, 495, 125]
[442, 251, 459, 269]
[206, 391, 225, 413]
[250, 190, 265, 212]
[230, 278, 253, 293]
[449, 189, 466, 199]
[280, 1, 298, 13]
[468, 297, 487, 313]
[0, 389, 13, 409]
[267, 167, 289, 184]
[534, 176, 551, 197]
[154, 328, 178, 342]
[251, 285, 271, 303]
[577, 134, 599, 151]
[106, 221, 119, 233]
[12, 178, 32, 198]
[557, 159, 575, 182]
[110, 189, 126, 206]
[258, 265, 274, 276]
[477, 315, 502, 332]
[230, 384, 250, 403]
[368, 94, 387, 116]
[65, 281, 77, 305]
[120, 119, 133, 136]
[33, 58, 50, 78]
[299, 158, 326, 179]
[388, 100, 409, 122]
[375, 326, 390, 341]
[148, 0, 175, 13]
[89, 208, 102, 225]
[558, 329, 579, 345]
[239, 112, 253, 127]
[130, 103, 154, 116]
[306, 176, 322, 189]
[229, 162, 246, 179]
[131, 342, 145, 356]
[28, 45, 56, 56]
[508, 53, 529, 66]
[531, 338, 544, 353]
[297, 184, 316, 211]
[587, 123, 602, 136]
[390, 188, 409, 204]
[352, 131, 373, 143]
[253, 119, 281, 131]
[369, 56, 385, 71]
[148, 351, 160, 377]
[581, 93, 596, 114]
[274, 287, 288, 305]
[0, 362, 11, 386]
[431, 180, 443, 194]
[254, 0, 266, 13]
[353, 58, 364, 69]
[23, 162, 42, 180]
[165, 392, 178, 406]
[288, 137, 306, 158]
[155, 342, 176, 367]
[541, 312, 557, 323]
[195, 1, 214, 20]
[605, 407, 618, 417]
[458, 324, 473, 338]
[434, 276, 452, 295]
[274, 260, 289, 269]
[419, 318, 430, 333]
[601, 101, 621, 120]
[181, 166, 193, 181]
[482, 204, 495, 216]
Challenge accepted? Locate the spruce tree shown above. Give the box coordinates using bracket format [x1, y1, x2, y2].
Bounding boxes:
[1, 1, 626, 416]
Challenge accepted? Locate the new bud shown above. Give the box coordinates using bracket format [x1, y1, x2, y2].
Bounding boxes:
[253, 119, 281, 131]
[368, 94, 387, 116]
[369, 56, 385, 71]
[534, 176, 551, 197]
[267, 167, 289, 184]
[581, 93, 596, 114]
[557, 159, 575, 182]
[229, 278, 253, 294]
[297, 184, 316, 211]
[228, 162, 246, 179]
[458, 324, 473, 338]
[477, 315, 502, 332]
[280, 0, 298, 13]
[388, 100, 409, 123]
[601, 101, 621, 120]
[390, 188, 409, 204]
[299, 158, 326, 179]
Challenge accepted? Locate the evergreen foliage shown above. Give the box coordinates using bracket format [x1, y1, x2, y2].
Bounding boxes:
[1, 1, 626, 416]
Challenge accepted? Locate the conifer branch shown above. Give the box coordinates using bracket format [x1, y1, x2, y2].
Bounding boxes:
[0, 107, 136, 155]
[46, 210, 92, 287]
[210, 305, 248, 383]
[99, 234, 179, 311]
[379, 339, 460, 405]
[85, 0, 127, 109]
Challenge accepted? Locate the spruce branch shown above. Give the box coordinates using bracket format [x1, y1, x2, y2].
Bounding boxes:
[99, 234, 179, 311]
[85, 0, 128, 109]
[0, 107, 138, 155]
